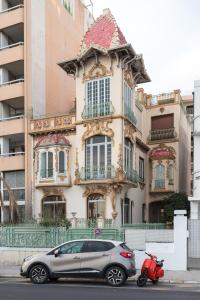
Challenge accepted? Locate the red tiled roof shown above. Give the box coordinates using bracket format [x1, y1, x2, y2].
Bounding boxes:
[79, 9, 127, 56]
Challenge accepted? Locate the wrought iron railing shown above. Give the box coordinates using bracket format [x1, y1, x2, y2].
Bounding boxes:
[124, 103, 137, 125]
[154, 179, 165, 189]
[149, 128, 176, 141]
[124, 169, 138, 183]
[82, 102, 114, 119]
[80, 165, 115, 180]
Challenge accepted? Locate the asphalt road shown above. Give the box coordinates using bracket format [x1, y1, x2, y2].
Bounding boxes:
[0, 278, 200, 300]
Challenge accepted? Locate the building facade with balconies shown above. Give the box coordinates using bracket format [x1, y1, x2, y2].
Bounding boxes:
[0, 0, 92, 222]
[137, 89, 191, 222]
[30, 9, 150, 226]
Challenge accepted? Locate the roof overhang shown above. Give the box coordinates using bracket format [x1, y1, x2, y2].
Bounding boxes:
[58, 44, 150, 84]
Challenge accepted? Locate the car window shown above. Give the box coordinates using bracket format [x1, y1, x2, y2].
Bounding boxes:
[59, 241, 84, 254]
[83, 241, 113, 252]
[120, 243, 132, 251]
[104, 242, 115, 250]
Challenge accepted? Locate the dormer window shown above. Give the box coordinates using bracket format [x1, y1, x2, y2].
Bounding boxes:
[82, 78, 113, 119]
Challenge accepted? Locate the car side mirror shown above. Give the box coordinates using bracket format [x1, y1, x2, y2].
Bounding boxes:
[54, 249, 60, 257]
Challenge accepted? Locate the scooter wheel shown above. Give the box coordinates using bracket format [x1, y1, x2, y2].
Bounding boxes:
[137, 275, 148, 287]
[152, 279, 158, 285]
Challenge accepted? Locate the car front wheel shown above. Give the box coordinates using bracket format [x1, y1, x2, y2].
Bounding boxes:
[105, 266, 126, 287]
[29, 264, 49, 284]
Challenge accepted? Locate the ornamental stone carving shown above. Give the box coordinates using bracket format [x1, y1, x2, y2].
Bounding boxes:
[115, 144, 124, 181]
[149, 144, 176, 160]
[124, 121, 136, 144]
[74, 149, 81, 185]
[83, 63, 112, 81]
[124, 69, 135, 88]
[82, 120, 114, 145]
[82, 185, 110, 199]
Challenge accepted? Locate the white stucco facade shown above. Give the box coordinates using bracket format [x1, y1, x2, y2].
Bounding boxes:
[189, 80, 200, 219]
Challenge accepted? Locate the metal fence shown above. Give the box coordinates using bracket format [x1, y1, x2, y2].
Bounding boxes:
[0, 225, 124, 248]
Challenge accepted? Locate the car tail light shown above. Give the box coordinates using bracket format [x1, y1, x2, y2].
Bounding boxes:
[120, 251, 133, 259]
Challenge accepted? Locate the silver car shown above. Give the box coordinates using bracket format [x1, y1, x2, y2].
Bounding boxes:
[20, 239, 136, 286]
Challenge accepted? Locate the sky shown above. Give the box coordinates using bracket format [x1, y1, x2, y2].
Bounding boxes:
[89, 0, 200, 95]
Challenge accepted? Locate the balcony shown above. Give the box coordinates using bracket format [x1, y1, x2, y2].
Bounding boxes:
[124, 103, 137, 125]
[0, 79, 24, 101]
[0, 5, 24, 30]
[80, 165, 115, 181]
[0, 152, 25, 171]
[82, 102, 114, 119]
[148, 128, 177, 141]
[150, 179, 175, 193]
[124, 169, 138, 183]
[0, 115, 24, 136]
[36, 168, 71, 188]
[0, 42, 24, 65]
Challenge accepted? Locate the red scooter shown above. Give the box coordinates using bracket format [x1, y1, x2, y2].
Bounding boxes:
[137, 252, 164, 287]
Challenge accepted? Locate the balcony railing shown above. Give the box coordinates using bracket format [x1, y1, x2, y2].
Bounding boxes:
[0, 115, 24, 122]
[124, 169, 138, 183]
[149, 128, 176, 141]
[154, 179, 165, 189]
[0, 42, 24, 51]
[80, 165, 115, 180]
[0, 4, 24, 13]
[0, 78, 24, 87]
[82, 102, 114, 119]
[186, 107, 194, 115]
[124, 103, 137, 125]
[0, 151, 24, 157]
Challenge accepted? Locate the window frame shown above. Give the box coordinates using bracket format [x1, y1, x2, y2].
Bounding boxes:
[40, 150, 54, 180]
[139, 157, 144, 182]
[58, 150, 66, 175]
[124, 138, 133, 174]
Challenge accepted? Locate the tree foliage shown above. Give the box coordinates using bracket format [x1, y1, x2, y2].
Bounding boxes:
[163, 193, 190, 223]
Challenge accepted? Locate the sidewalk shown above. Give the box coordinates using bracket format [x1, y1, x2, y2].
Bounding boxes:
[0, 265, 200, 283]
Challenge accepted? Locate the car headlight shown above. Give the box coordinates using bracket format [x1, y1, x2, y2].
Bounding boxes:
[23, 255, 33, 262]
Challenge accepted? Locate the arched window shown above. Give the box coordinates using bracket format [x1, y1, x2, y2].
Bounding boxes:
[59, 151, 65, 174]
[155, 164, 165, 189]
[40, 151, 53, 179]
[87, 194, 105, 219]
[124, 138, 133, 179]
[42, 195, 66, 220]
[85, 135, 112, 179]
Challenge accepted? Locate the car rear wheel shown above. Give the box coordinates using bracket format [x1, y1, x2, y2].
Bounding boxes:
[105, 266, 126, 287]
[29, 264, 49, 284]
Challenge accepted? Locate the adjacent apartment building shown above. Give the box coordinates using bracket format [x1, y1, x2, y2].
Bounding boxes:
[0, 0, 93, 222]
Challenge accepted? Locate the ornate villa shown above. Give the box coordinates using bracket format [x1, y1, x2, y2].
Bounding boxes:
[3, 8, 190, 225]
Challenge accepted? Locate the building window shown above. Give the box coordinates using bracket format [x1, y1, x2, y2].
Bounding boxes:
[150, 114, 174, 140]
[139, 157, 144, 181]
[83, 77, 111, 118]
[167, 164, 174, 185]
[42, 195, 66, 220]
[40, 151, 53, 179]
[3, 171, 25, 201]
[59, 151, 65, 174]
[124, 81, 133, 112]
[155, 164, 165, 189]
[87, 194, 105, 219]
[85, 135, 112, 179]
[124, 138, 133, 178]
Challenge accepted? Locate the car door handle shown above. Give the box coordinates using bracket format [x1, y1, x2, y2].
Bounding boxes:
[102, 253, 110, 257]
[73, 256, 81, 260]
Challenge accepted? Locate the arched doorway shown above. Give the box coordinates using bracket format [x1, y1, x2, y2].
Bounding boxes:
[42, 195, 66, 220]
[87, 194, 105, 219]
